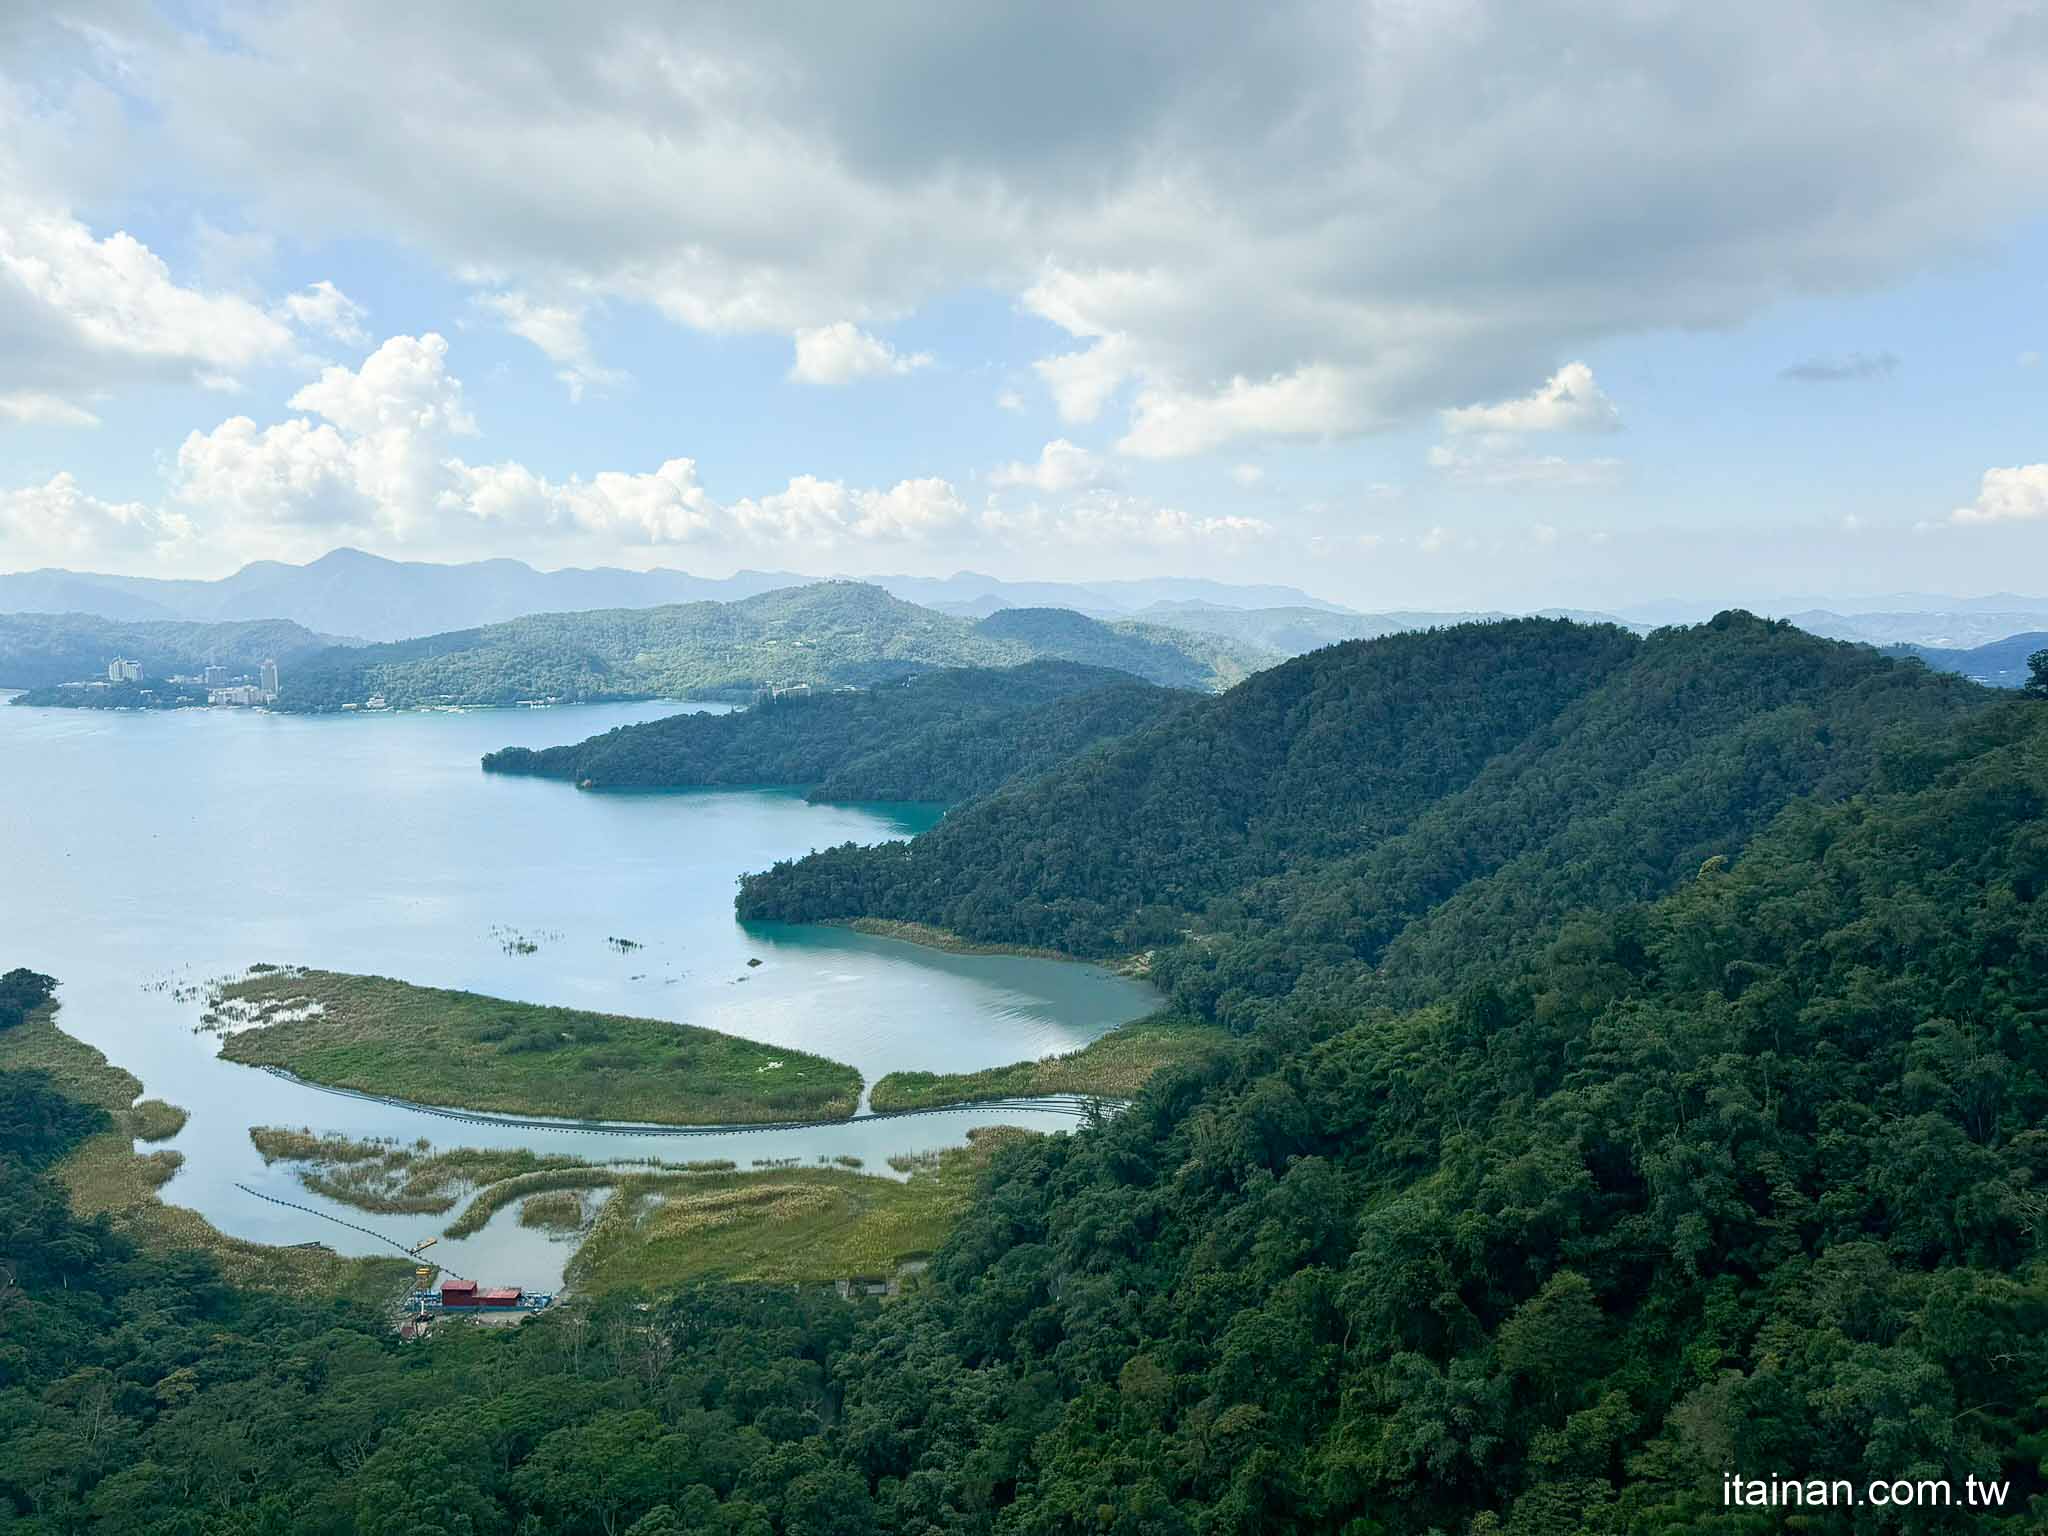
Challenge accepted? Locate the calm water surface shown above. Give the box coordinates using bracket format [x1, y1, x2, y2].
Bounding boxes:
[0, 698, 1158, 1286]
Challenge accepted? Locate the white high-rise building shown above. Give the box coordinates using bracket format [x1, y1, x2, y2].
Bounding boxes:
[108, 658, 141, 683]
[259, 659, 279, 696]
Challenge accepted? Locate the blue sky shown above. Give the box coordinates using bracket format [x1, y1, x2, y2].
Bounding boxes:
[4, 2, 2047, 612]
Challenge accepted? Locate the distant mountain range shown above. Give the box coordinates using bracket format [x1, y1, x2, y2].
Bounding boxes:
[269, 582, 1271, 712]
[0, 550, 1349, 643]
[1888, 631, 2048, 688]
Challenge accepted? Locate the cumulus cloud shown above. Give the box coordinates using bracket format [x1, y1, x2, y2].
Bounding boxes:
[989, 439, 1103, 494]
[63, 0, 2035, 459]
[1442, 363, 1621, 435]
[729, 475, 965, 541]
[1118, 366, 1367, 459]
[788, 323, 931, 386]
[0, 472, 193, 560]
[1231, 463, 1265, 487]
[281, 280, 369, 346]
[1779, 351, 1899, 383]
[1950, 464, 2048, 525]
[0, 178, 296, 418]
[474, 290, 626, 401]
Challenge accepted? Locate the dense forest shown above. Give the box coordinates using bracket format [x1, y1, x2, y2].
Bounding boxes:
[273, 584, 1266, 712]
[738, 615, 1983, 999]
[9, 688, 2048, 1531]
[0, 614, 334, 691]
[481, 661, 1186, 802]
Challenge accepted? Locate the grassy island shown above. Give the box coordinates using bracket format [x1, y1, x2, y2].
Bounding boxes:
[214, 969, 863, 1125]
[868, 1015, 1230, 1112]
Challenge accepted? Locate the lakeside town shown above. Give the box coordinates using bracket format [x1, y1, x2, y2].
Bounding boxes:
[51, 655, 283, 708]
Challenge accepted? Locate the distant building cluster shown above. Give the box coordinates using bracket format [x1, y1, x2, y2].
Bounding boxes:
[76, 655, 283, 707]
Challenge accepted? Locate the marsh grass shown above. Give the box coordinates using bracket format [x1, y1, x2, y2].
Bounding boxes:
[128, 1099, 189, 1142]
[215, 969, 862, 1124]
[569, 1124, 1041, 1292]
[868, 1016, 1230, 1111]
[518, 1191, 588, 1230]
[250, 1127, 592, 1217]
[0, 1005, 410, 1305]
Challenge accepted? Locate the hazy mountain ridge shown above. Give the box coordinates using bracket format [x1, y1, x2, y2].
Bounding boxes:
[273, 582, 1260, 711]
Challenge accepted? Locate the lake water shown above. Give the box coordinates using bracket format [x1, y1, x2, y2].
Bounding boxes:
[0, 698, 1159, 1287]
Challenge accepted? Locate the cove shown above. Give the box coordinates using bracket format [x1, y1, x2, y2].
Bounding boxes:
[0, 697, 1159, 1287]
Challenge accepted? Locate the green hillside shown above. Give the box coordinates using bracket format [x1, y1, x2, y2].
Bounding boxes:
[481, 660, 1186, 802]
[972, 606, 1274, 689]
[275, 583, 1258, 711]
[10, 689, 2048, 1532]
[738, 615, 1986, 1004]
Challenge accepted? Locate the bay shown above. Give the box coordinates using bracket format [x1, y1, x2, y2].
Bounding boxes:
[0, 697, 1159, 1287]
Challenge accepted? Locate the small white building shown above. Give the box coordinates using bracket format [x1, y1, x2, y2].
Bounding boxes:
[107, 658, 142, 683]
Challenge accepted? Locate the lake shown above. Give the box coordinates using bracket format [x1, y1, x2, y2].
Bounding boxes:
[0, 698, 1160, 1287]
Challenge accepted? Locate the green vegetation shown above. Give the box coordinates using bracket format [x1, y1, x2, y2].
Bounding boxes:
[570, 1127, 1038, 1292]
[214, 968, 862, 1124]
[444, 1167, 624, 1238]
[741, 614, 1985, 1021]
[275, 581, 1263, 711]
[868, 1015, 1230, 1111]
[834, 917, 1077, 958]
[129, 1098, 188, 1141]
[8, 632, 2048, 1535]
[0, 612, 335, 691]
[971, 606, 1271, 689]
[483, 658, 1182, 801]
[11, 678, 215, 709]
[0, 996, 408, 1303]
[519, 1190, 588, 1230]
[249, 1126, 591, 1215]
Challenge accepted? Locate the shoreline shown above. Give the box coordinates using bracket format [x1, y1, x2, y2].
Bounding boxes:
[829, 917, 1155, 977]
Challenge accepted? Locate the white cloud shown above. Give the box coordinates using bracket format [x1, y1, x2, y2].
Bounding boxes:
[1231, 463, 1265, 487]
[0, 472, 193, 559]
[0, 180, 297, 418]
[730, 475, 965, 541]
[1418, 525, 1451, 555]
[1118, 365, 1366, 459]
[996, 389, 1025, 412]
[1442, 363, 1621, 435]
[288, 333, 475, 438]
[1428, 437, 1625, 490]
[1530, 522, 1559, 545]
[980, 488, 1271, 548]
[15, 1, 2043, 466]
[445, 457, 718, 543]
[788, 323, 931, 386]
[2020, 350, 2041, 369]
[281, 280, 370, 346]
[989, 439, 1103, 494]
[0, 391, 100, 426]
[1950, 464, 2048, 525]
[474, 290, 625, 401]
[1034, 334, 1136, 424]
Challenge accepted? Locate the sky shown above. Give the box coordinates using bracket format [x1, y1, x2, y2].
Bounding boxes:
[3, 1, 2048, 613]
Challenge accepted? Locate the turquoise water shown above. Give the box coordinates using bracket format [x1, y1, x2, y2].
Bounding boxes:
[0, 698, 1158, 1286]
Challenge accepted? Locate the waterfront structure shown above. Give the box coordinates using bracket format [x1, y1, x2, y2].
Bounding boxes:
[107, 658, 141, 683]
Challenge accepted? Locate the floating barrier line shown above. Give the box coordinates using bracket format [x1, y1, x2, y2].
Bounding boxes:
[248, 1065, 1114, 1137]
[233, 1181, 472, 1282]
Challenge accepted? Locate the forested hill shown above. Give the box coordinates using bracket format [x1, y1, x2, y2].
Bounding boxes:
[738, 613, 1987, 1014]
[481, 661, 1187, 803]
[0, 612, 338, 690]
[273, 582, 1259, 711]
[971, 607, 1272, 690]
[12, 700, 2048, 1532]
